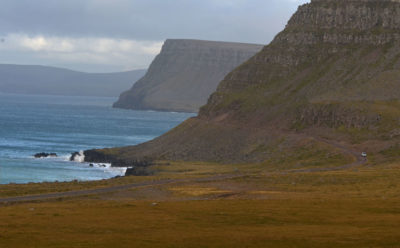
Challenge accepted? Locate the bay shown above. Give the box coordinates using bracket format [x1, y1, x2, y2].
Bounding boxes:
[0, 93, 194, 184]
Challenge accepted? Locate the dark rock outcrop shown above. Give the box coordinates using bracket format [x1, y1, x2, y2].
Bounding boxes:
[113, 39, 263, 113]
[34, 153, 57, 158]
[83, 149, 153, 167]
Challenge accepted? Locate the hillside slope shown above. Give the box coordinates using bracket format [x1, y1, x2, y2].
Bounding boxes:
[0, 64, 146, 97]
[87, 0, 400, 166]
[113, 39, 263, 112]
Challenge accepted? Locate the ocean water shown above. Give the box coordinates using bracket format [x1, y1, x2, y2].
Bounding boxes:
[0, 93, 194, 184]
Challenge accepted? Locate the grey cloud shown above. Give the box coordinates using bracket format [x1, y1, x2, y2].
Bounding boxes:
[0, 0, 308, 44]
[0, 0, 309, 72]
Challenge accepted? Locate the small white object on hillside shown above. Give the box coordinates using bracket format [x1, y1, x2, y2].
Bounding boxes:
[361, 152, 367, 157]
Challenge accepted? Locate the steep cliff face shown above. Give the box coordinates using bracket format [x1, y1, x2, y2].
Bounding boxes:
[202, 0, 400, 120]
[113, 39, 263, 112]
[89, 0, 400, 166]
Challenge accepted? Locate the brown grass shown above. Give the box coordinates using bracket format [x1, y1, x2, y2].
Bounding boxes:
[0, 162, 400, 247]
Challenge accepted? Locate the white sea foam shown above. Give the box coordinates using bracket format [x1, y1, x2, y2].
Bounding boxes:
[73, 151, 85, 163]
[105, 165, 127, 176]
[87, 163, 127, 176]
[91, 163, 111, 168]
[60, 154, 72, 161]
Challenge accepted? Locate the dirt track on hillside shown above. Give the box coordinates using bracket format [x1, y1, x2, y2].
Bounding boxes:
[290, 135, 367, 173]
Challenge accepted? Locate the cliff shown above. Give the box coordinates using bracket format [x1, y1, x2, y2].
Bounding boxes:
[113, 39, 263, 112]
[88, 0, 400, 166]
[0, 64, 146, 97]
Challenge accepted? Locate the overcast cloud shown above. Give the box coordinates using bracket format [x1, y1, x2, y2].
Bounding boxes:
[0, 0, 309, 72]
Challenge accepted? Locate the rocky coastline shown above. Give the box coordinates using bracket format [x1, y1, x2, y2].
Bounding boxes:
[69, 150, 154, 176]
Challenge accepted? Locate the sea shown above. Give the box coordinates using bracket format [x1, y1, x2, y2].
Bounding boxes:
[0, 93, 194, 184]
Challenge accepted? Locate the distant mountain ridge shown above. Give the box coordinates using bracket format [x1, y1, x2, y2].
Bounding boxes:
[0, 64, 146, 97]
[113, 39, 263, 112]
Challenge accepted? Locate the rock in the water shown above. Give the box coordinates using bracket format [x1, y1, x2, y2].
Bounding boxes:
[34, 152, 57, 158]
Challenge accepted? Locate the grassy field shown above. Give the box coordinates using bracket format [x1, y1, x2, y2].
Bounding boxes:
[1, 162, 400, 247]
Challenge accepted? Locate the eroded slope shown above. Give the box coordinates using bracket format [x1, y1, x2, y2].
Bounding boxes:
[89, 0, 400, 166]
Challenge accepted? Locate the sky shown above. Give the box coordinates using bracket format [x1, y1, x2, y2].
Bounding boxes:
[0, 0, 309, 73]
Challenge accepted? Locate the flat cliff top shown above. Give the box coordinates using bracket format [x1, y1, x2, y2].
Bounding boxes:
[163, 39, 264, 51]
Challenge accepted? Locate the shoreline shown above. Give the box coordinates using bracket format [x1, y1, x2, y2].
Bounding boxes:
[0, 93, 193, 186]
[0, 154, 128, 186]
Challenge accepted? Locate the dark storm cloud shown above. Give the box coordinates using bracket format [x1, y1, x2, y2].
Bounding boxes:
[0, 0, 308, 44]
